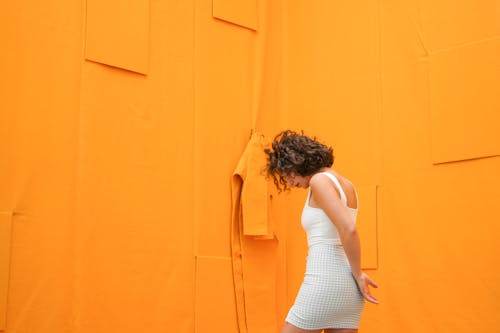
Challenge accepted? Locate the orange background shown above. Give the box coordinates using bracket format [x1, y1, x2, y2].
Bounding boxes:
[1, 0, 500, 332]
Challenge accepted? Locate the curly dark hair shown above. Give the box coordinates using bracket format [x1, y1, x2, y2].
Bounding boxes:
[264, 130, 334, 191]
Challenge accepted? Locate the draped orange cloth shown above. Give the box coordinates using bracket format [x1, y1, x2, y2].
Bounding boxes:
[231, 132, 278, 333]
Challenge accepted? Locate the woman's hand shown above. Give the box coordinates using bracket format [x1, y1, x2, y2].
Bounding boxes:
[354, 272, 379, 304]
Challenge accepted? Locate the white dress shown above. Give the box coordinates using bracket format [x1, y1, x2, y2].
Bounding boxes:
[285, 172, 365, 329]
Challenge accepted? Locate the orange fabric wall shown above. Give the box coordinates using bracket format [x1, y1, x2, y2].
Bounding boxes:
[1, 1, 499, 333]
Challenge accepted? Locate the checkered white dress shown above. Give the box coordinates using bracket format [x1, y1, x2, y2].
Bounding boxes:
[285, 172, 365, 330]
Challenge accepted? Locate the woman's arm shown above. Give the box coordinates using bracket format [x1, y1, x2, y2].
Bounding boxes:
[309, 173, 379, 304]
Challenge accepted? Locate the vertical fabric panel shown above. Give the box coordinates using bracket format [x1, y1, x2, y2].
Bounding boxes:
[0, 212, 12, 331]
[75, 0, 195, 331]
[194, 0, 254, 258]
[0, 1, 81, 332]
[85, 0, 150, 74]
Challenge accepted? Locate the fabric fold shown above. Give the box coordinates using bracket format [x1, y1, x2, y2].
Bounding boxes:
[231, 132, 278, 333]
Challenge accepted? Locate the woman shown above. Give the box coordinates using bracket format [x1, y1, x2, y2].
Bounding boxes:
[265, 130, 378, 333]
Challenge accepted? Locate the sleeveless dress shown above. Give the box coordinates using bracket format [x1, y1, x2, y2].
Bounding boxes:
[285, 172, 365, 330]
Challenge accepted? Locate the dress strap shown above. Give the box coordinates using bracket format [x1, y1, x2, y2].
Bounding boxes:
[319, 172, 347, 205]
